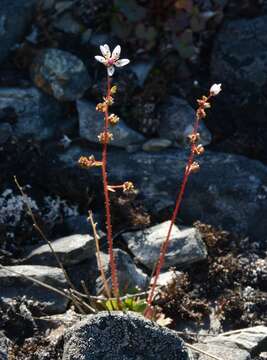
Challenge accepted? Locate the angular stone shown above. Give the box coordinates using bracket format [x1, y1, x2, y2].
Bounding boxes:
[31, 48, 91, 101]
[211, 16, 267, 105]
[0, 123, 12, 144]
[95, 249, 149, 294]
[0, 265, 68, 314]
[62, 312, 192, 360]
[130, 61, 154, 87]
[58, 146, 267, 245]
[25, 234, 96, 266]
[159, 97, 212, 146]
[77, 99, 145, 148]
[196, 326, 267, 360]
[122, 221, 207, 270]
[0, 87, 63, 140]
[0, 0, 36, 64]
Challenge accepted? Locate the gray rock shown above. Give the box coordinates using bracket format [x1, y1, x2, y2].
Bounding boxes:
[95, 249, 149, 294]
[25, 233, 96, 266]
[196, 326, 267, 360]
[0, 265, 68, 314]
[130, 61, 154, 87]
[54, 12, 82, 34]
[0, 123, 12, 144]
[0, 333, 12, 360]
[159, 97, 212, 146]
[77, 99, 145, 148]
[62, 311, 192, 360]
[0, 87, 63, 140]
[142, 138, 172, 152]
[31, 48, 91, 101]
[211, 16, 267, 106]
[59, 146, 267, 244]
[122, 221, 207, 270]
[0, 0, 36, 64]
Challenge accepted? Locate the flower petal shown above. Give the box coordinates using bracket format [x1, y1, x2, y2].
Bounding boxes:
[112, 45, 121, 60]
[100, 44, 111, 59]
[115, 59, 130, 67]
[210, 83, 222, 96]
[107, 66, 115, 77]
[95, 56, 106, 64]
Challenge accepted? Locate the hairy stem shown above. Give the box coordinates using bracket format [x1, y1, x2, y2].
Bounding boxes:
[102, 75, 120, 302]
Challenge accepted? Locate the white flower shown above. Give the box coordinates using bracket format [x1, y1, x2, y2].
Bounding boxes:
[210, 83, 222, 96]
[95, 44, 130, 76]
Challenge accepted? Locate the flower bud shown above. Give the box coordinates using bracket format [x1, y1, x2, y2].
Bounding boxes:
[210, 83, 222, 96]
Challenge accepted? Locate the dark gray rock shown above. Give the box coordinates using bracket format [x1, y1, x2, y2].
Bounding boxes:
[130, 61, 154, 87]
[0, 0, 36, 64]
[59, 146, 267, 245]
[0, 332, 12, 360]
[54, 12, 82, 34]
[62, 311, 192, 360]
[0, 87, 63, 140]
[0, 265, 68, 314]
[25, 233, 96, 266]
[95, 249, 149, 294]
[0, 123, 12, 144]
[195, 326, 267, 360]
[64, 215, 92, 235]
[77, 99, 145, 148]
[211, 16, 267, 106]
[159, 97, 211, 147]
[31, 48, 91, 101]
[122, 221, 207, 270]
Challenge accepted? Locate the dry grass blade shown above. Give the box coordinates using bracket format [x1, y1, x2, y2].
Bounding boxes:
[185, 342, 223, 360]
[0, 264, 72, 301]
[88, 210, 111, 298]
[14, 176, 77, 292]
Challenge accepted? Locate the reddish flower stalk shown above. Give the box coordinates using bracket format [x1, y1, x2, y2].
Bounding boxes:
[145, 86, 221, 317]
[101, 75, 121, 302]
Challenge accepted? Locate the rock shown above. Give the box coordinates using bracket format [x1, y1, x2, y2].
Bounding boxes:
[58, 146, 267, 245]
[122, 221, 207, 270]
[196, 326, 267, 360]
[0, 332, 12, 360]
[64, 215, 93, 235]
[62, 311, 191, 360]
[210, 15, 267, 157]
[130, 61, 154, 87]
[0, 265, 68, 314]
[142, 138, 172, 152]
[0, 123, 12, 144]
[0, 87, 63, 140]
[211, 16, 267, 106]
[54, 12, 82, 34]
[95, 249, 149, 294]
[31, 48, 91, 101]
[152, 270, 183, 288]
[37, 309, 84, 343]
[77, 99, 145, 148]
[25, 233, 96, 266]
[159, 97, 212, 147]
[0, 0, 36, 64]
